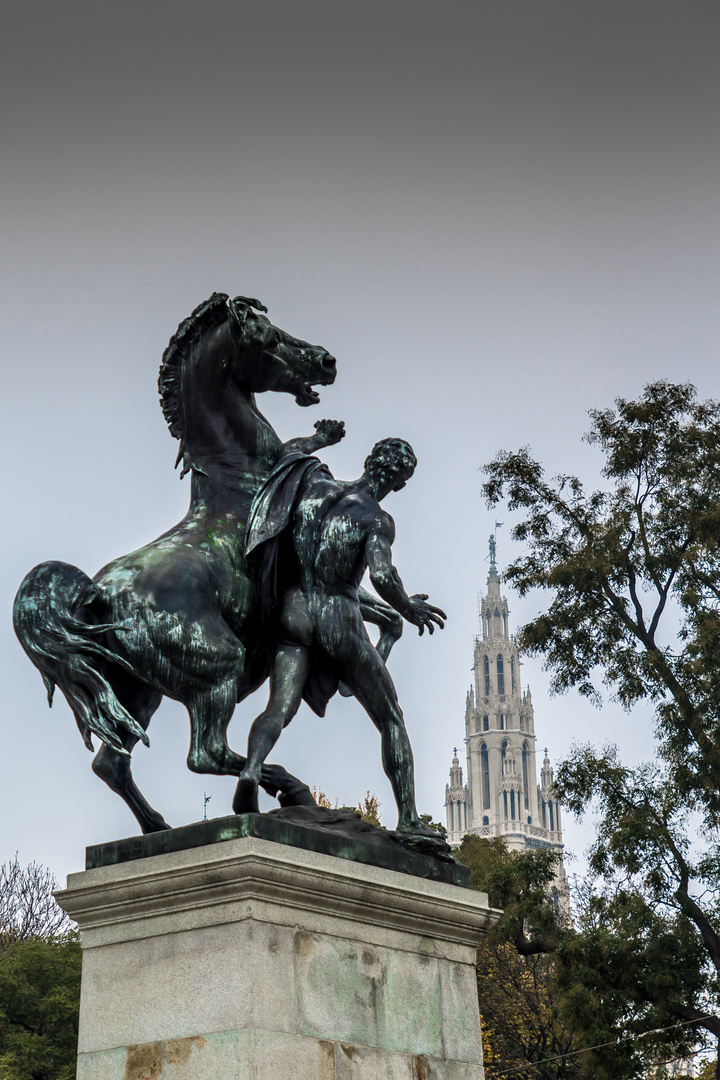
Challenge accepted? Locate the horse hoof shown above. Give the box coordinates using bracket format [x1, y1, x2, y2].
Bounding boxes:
[142, 819, 173, 834]
[277, 786, 317, 808]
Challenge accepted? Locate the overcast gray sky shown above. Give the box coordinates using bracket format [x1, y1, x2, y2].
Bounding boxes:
[1, 1, 718, 882]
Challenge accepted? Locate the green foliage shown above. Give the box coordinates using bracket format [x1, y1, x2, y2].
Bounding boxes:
[456, 836, 585, 1079]
[357, 791, 382, 827]
[483, 381, 720, 810]
[0, 934, 81, 1080]
[457, 834, 563, 954]
[484, 381, 720, 1070]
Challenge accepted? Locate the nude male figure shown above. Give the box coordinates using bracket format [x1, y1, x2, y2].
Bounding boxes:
[233, 438, 446, 838]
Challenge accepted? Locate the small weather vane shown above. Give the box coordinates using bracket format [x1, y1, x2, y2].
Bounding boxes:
[203, 792, 212, 821]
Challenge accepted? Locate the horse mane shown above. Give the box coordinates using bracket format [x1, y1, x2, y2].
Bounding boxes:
[158, 292, 230, 476]
[158, 292, 270, 477]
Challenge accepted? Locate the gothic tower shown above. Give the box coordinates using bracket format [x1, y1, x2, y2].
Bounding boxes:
[445, 534, 569, 907]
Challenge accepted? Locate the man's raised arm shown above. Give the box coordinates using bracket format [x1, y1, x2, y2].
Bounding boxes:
[365, 525, 446, 636]
[281, 419, 345, 458]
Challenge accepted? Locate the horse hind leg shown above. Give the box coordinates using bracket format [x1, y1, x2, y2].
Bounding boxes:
[186, 680, 315, 809]
[91, 680, 170, 834]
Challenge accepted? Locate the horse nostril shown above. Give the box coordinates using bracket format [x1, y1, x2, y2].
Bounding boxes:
[322, 353, 336, 372]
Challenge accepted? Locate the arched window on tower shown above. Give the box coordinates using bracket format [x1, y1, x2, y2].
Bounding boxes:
[510, 655, 516, 692]
[510, 789, 516, 819]
[485, 611, 491, 637]
[499, 714, 505, 730]
[483, 656, 490, 695]
[549, 801, 555, 832]
[497, 654, 505, 695]
[482, 715, 489, 731]
[541, 800, 547, 828]
[503, 791, 508, 819]
[503, 611, 508, 636]
[481, 744, 490, 809]
[522, 742, 530, 809]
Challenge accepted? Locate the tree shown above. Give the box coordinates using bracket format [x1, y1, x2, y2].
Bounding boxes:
[357, 791, 382, 826]
[458, 835, 564, 955]
[0, 935, 81, 1080]
[0, 857, 73, 947]
[311, 787, 386, 826]
[0, 858, 80, 1080]
[456, 836, 588, 1080]
[483, 381, 720, 1074]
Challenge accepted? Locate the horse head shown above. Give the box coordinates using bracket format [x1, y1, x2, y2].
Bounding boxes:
[158, 293, 337, 479]
[226, 296, 336, 406]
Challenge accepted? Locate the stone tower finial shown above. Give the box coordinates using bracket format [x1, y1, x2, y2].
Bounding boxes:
[541, 749, 554, 790]
[445, 748, 468, 839]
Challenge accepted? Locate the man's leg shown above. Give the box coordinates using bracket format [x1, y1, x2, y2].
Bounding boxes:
[233, 643, 311, 813]
[318, 600, 431, 834]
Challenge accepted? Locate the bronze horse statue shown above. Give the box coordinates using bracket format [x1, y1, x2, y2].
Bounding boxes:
[14, 293, 343, 833]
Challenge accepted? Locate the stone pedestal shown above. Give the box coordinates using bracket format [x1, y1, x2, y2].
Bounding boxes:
[57, 828, 499, 1079]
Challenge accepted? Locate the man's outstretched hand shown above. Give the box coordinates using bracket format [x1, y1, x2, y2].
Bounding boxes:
[314, 419, 346, 446]
[407, 594, 447, 635]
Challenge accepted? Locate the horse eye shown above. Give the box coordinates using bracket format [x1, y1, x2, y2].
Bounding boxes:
[268, 332, 281, 349]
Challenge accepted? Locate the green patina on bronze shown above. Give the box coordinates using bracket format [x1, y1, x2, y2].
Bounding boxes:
[14, 292, 457, 872]
[14, 294, 340, 833]
[86, 807, 471, 888]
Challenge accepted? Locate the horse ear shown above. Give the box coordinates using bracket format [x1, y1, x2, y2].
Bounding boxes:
[227, 297, 248, 341]
[227, 296, 268, 347]
[232, 296, 268, 314]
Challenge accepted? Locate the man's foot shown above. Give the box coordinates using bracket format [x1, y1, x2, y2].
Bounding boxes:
[233, 774, 260, 814]
[396, 817, 442, 840]
[392, 822, 455, 862]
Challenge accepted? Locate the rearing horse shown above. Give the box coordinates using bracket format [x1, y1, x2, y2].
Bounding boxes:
[14, 293, 341, 833]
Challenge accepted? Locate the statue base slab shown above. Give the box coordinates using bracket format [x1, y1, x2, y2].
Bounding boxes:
[85, 806, 471, 887]
[57, 834, 499, 1079]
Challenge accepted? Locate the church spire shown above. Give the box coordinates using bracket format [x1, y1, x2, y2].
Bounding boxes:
[444, 521, 570, 915]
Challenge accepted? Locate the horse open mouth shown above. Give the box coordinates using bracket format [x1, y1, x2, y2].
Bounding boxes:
[295, 386, 322, 407]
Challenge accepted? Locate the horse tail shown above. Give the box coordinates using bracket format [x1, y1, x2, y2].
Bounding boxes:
[13, 561, 150, 756]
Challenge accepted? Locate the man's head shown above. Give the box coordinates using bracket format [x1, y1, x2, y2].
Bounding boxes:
[364, 438, 417, 497]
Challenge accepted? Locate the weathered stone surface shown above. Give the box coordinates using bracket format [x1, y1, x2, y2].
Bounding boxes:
[59, 836, 500, 1078]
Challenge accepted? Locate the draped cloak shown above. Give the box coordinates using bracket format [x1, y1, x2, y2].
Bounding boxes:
[245, 452, 341, 717]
